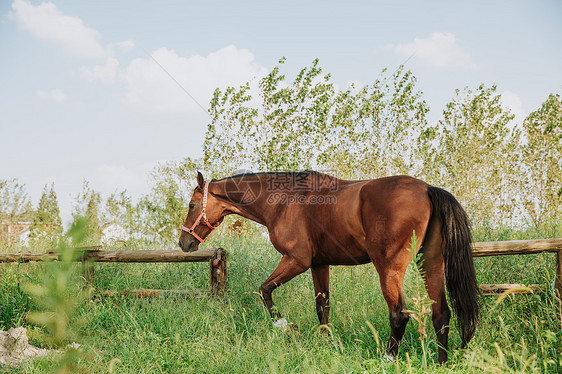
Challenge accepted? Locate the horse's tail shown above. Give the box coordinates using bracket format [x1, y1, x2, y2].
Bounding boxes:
[427, 185, 479, 347]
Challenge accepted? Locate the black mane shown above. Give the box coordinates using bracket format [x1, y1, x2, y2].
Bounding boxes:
[212, 170, 327, 182]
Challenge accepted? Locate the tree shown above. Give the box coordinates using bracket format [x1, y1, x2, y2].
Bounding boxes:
[71, 181, 102, 244]
[327, 66, 429, 179]
[204, 59, 428, 180]
[138, 158, 202, 242]
[102, 190, 134, 227]
[205, 58, 337, 174]
[97, 190, 136, 245]
[519, 93, 562, 228]
[0, 178, 33, 247]
[0, 178, 32, 221]
[28, 183, 63, 246]
[419, 84, 518, 227]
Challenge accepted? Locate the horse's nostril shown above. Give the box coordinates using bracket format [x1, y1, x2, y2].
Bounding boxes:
[178, 239, 183, 248]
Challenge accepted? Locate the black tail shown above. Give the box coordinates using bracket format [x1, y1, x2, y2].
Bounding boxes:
[427, 186, 479, 347]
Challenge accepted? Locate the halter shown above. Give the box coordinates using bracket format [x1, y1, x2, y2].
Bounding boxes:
[181, 182, 219, 243]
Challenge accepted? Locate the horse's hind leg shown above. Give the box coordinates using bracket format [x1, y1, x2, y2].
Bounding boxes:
[420, 214, 451, 364]
[311, 265, 330, 326]
[368, 237, 412, 359]
[376, 258, 411, 359]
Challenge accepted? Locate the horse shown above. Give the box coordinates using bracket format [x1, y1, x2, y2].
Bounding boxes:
[178, 170, 479, 364]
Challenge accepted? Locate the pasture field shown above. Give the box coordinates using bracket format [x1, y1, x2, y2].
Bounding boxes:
[1, 230, 561, 373]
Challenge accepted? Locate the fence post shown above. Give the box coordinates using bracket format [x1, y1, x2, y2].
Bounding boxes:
[210, 248, 227, 295]
[554, 249, 562, 329]
[81, 257, 94, 288]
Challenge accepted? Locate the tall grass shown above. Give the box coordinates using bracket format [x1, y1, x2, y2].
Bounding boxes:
[0, 231, 561, 373]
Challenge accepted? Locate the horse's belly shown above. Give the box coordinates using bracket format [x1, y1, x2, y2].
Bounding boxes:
[312, 245, 371, 266]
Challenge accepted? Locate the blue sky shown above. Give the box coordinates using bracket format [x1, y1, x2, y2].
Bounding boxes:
[1, 0, 561, 224]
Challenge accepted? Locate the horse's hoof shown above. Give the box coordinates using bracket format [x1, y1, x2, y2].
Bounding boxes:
[273, 317, 288, 329]
[382, 353, 395, 363]
[273, 318, 298, 333]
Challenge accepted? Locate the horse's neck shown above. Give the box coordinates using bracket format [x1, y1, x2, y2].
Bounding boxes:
[214, 182, 269, 226]
[227, 202, 268, 226]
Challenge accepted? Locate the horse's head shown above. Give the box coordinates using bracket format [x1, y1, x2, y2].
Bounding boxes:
[178, 172, 222, 252]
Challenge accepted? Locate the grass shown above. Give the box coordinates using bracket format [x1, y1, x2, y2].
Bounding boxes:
[1, 232, 561, 373]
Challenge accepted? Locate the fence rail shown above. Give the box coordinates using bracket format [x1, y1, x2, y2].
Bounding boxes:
[0, 247, 227, 296]
[472, 239, 562, 301]
[473, 238, 562, 257]
[0, 248, 220, 264]
[1, 239, 561, 305]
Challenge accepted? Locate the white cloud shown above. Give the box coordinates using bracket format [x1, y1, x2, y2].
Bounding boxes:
[390, 32, 479, 70]
[37, 88, 67, 102]
[111, 40, 135, 53]
[10, 0, 266, 119]
[122, 45, 268, 115]
[501, 90, 526, 128]
[80, 57, 120, 84]
[11, 0, 106, 59]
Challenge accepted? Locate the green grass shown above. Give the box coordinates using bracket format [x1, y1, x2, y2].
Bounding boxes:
[1, 234, 561, 373]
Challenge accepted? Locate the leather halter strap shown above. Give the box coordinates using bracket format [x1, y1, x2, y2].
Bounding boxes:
[180, 182, 219, 243]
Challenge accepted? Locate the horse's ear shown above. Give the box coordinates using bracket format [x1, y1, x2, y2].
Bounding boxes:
[196, 171, 205, 188]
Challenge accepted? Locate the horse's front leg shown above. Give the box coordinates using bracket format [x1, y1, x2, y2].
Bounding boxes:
[260, 254, 308, 330]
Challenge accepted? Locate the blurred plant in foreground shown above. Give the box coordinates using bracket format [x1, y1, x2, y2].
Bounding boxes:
[23, 217, 92, 373]
[404, 231, 435, 371]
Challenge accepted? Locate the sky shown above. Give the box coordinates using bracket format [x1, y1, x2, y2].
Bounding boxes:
[1, 0, 561, 225]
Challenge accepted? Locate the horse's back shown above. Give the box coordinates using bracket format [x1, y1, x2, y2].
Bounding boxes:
[359, 175, 431, 212]
[305, 175, 432, 265]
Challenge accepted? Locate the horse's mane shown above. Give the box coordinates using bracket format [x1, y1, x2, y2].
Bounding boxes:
[211, 170, 340, 190]
[212, 170, 333, 181]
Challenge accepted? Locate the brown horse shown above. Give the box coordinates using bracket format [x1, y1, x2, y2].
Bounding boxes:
[178, 171, 479, 364]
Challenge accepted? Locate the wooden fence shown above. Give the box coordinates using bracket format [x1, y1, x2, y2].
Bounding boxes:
[1, 238, 561, 300]
[472, 238, 562, 297]
[0, 247, 227, 297]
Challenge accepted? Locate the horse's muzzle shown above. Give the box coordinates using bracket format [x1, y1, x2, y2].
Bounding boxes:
[178, 237, 198, 252]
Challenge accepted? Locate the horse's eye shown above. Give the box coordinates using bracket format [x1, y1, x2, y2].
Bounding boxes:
[189, 203, 195, 209]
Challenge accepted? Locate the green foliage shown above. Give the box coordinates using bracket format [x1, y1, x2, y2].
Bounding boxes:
[102, 190, 134, 228]
[21, 217, 92, 373]
[329, 67, 429, 179]
[71, 181, 103, 245]
[0, 233, 559, 373]
[204, 59, 428, 179]
[205, 58, 336, 173]
[99, 190, 139, 246]
[519, 93, 562, 228]
[419, 84, 518, 227]
[0, 178, 33, 248]
[0, 178, 32, 221]
[403, 231, 434, 371]
[28, 183, 62, 248]
[137, 158, 202, 243]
